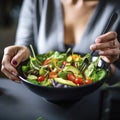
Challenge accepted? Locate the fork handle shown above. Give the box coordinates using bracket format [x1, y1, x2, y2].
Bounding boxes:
[102, 12, 118, 34]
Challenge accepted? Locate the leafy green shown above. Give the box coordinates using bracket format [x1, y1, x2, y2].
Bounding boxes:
[21, 45, 107, 87]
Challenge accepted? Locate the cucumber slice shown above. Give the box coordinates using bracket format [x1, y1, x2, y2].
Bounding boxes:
[27, 74, 37, 80]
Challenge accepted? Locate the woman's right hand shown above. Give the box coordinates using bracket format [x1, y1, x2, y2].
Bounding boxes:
[1, 45, 30, 82]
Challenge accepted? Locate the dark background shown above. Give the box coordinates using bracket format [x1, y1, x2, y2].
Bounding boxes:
[0, 0, 23, 77]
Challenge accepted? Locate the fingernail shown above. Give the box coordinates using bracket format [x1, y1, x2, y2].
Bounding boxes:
[12, 72, 18, 77]
[12, 60, 18, 66]
[90, 45, 96, 50]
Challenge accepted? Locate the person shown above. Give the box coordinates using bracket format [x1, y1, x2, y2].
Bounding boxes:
[1, 0, 120, 83]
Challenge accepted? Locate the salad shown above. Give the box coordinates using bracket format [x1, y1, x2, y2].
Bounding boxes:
[21, 45, 107, 88]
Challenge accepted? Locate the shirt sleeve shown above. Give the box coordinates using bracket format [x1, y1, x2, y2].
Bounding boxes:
[109, 10, 120, 84]
[15, 0, 34, 46]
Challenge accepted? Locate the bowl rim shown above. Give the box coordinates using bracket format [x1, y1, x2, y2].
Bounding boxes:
[18, 53, 110, 90]
[19, 75, 106, 90]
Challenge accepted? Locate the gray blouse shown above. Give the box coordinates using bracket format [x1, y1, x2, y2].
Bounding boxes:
[15, 0, 120, 83]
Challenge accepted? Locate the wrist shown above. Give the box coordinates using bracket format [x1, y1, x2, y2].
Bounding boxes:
[110, 64, 116, 75]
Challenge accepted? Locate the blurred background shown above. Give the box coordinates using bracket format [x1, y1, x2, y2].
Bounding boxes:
[0, 0, 23, 77]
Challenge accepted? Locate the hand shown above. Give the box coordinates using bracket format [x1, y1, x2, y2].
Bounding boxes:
[1, 45, 30, 82]
[90, 31, 120, 63]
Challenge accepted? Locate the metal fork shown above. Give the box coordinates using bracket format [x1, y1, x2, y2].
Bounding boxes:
[79, 57, 90, 74]
[79, 51, 94, 73]
[79, 11, 118, 74]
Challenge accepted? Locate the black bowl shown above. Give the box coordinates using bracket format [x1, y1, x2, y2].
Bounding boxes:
[18, 56, 110, 103]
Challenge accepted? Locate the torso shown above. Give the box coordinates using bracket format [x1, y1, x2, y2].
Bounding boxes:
[61, 0, 99, 45]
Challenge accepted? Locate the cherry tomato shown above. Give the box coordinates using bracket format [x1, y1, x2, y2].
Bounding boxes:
[67, 73, 76, 81]
[37, 76, 45, 82]
[49, 71, 57, 78]
[74, 77, 83, 85]
[85, 79, 93, 85]
[62, 61, 67, 65]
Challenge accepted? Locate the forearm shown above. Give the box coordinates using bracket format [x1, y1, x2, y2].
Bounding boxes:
[107, 64, 120, 85]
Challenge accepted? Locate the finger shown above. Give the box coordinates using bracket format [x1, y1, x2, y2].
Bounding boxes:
[100, 55, 112, 63]
[99, 48, 120, 58]
[4, 46, 16, 57]
[11, 47, 30, 67]
[3, 53, 12, 63]
[1, 55, 18, 77]
[100, 55, 119, 63]
[90, 40, 117, 51]
[95, 31, 117, 43]
[1, 55, 20, 82]
[1, 65, 20, 82]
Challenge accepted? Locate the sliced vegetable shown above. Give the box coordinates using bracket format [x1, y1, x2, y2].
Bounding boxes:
[85, 79, 93, 84]
[54, 78, 77, 86]
[39, 67, 46, 75]
[49, 71, 57, 78]
[27, 74, 37, 80]
[74, 77, 84, 85]
[63, 66, 80, 75]
[67, 73, 76, 82]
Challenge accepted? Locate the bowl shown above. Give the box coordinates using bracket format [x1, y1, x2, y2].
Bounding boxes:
[18, 55, 110, 103]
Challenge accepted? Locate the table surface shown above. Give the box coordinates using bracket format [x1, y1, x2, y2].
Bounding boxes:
[0, 78, 102, 120]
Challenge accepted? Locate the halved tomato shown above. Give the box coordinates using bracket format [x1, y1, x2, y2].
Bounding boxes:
[67, 73, 76, 82]
[85, 79, 93, 84]
[74, 77, 83, 85]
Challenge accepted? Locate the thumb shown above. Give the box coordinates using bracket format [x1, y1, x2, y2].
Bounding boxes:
[11, 51, 29, 67]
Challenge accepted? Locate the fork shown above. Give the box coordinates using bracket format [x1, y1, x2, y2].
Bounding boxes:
[79, 11, 118, 74]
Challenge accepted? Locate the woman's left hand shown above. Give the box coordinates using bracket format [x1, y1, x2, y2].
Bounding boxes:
[90, 31, 120, 63]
